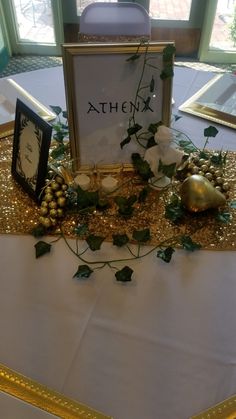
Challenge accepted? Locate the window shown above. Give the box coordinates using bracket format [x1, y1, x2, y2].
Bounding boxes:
[76, 0, 192, 21]
[77, 0, 116, 16]
[149, 0, 191, 21]
[209, 0, 236, 51]
[199, 0, 236, 63]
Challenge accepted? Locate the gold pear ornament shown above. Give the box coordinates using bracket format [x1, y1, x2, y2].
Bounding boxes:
[180, 174, 226, 212]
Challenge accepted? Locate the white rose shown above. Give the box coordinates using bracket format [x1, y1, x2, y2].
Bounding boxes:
[154, 125, 173, 144]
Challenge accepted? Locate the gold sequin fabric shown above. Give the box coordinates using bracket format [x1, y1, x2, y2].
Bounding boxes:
[0, 136, 236, 250]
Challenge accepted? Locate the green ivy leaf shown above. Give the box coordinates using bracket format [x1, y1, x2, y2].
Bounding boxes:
[171, 193, 181, 206]
[132, 228, 151, 243]
[112, 234, 129, 247]
[138, 186, 150, 203]
[148, 121, 162, 134]
[127, 123, 142, 136]
[158, 159, 176, 178]
[115, 195, 137, 218]
[73, 265, 93, 279]
[173, 114, 182, 122]
[229, 200, 236, 209]
[51, 123, 64, 132]
[180, 235, 201, 251]
[216, 211, 231, 223]
[210, 151, 227, 166]
[126, 54, 140, 62]
[53, 130, 68, 142]
[74, 224, 88, 236]
[77, 188, 99, 210]
[157, 247, 175, 263]
[115, 266, 133, 282]
[146, 137, 156, 148]
[163, 44, 176, 61]
[120, 136, 131, 149]
[96, 198, 110, 211]
[199, 151, 209, 159]
[165, 194, 185, 223]
[131, 153, 153, 181]
[204, 126, 218, 137]
[31, 224, 47, 238]
[62, 110, 68, 119]
[34, 241, 51, 258]
[86, 234, 105, 251]
[61, 123, 69, 130]
[150, 76, 155, 92]
[50, 144, 68, 159]
[178, 139, 197, 154]
[50, 105, 62, 115]
[160, 65, 174, 80]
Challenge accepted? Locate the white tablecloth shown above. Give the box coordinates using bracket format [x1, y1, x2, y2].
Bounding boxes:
[0, 65, 236, 419]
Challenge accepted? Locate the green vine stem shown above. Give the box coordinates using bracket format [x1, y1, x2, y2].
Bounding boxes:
[121, 40, 169, 150]
[60, 227, 187, 267]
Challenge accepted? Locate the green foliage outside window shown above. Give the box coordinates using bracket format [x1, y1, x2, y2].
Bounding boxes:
[230, 3, 236, 46]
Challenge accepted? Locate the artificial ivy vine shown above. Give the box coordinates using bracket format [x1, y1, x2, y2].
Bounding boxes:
[32, 42, 232, 283]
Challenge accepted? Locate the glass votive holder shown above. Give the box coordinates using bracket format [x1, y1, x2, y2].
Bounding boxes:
[73, 161, 95, 191]
[96, 162, 123, 196]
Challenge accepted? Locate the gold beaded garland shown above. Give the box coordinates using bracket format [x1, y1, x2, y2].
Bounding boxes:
[38, 175, 68, 228]
[177, 153, 229, 196]
[49, 209, 57, 218]
[57, 196, 66, 207]
[45, 187, 52, 194]
[51, 181, 60, 191]
[198, 158, 206, 166]
[50, 218, 57, 226]
[55, 190, 64, 198]
[44, 193, 54, 203]
[48, 200, 57, 209]
[55, 175, 64, 184]
[205, 172, 213, 181]
[41, 217, 52, 228]
[201, 164, 208, 173]
[57, 208, 64, 218]
[191, 167, 199, 174]
[222, 182, 230, 191]
[40, 207, 48, 216]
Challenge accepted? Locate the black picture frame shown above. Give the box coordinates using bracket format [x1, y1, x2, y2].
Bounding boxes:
[11, 99, 52, 202]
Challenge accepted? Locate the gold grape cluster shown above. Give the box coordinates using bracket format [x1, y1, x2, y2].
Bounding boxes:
[39, 174, 68, 228]
[177, 153, 229, 196]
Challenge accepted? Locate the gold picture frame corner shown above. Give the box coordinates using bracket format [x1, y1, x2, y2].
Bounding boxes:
[179, 73, 236, 130]
[190, 394, 236, 419]
[0, 363, 113, 419]
[0, 121, 14, 139]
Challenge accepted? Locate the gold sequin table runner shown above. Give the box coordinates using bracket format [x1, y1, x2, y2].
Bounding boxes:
[1, 135, 236, 250]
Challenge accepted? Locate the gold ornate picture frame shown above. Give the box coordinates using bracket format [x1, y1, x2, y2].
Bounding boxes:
[62, 42, 174, 166]
[190, 394, 236, 419]
[179, 73, 236, 130]
[0, 363, 112, 418]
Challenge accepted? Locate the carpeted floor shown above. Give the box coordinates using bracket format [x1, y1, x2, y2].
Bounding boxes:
[0, 54, 235, 78]
[175, 57, 236, 74]
[0, 55, 62, 78]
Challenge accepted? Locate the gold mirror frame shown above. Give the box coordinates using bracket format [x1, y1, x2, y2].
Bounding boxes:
[190, 394, 236, 418]
[0, 363, 112, 419]
[179, 73, 236, 130]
